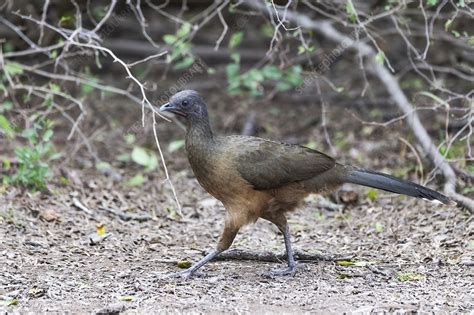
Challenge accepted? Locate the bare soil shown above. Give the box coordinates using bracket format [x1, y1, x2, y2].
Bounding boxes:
[1, 166, 473, 314]
[1, 97, 473, 314]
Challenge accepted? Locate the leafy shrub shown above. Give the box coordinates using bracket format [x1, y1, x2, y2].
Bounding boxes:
[2, 117, 59, 191]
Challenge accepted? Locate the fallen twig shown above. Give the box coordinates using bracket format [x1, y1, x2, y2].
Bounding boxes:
[72, 197, 96, 219]
[205, 248, 353, 263]
[99, 206, 153, 222]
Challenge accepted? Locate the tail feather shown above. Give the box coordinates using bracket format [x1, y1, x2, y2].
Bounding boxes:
[345, 168, 452, 205]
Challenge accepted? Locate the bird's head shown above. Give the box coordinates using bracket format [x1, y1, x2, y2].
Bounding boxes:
[160, 90, 208, 121]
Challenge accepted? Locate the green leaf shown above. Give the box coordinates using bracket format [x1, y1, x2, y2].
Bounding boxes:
[115, 153, 130, 162]
[426, 0, 438, 6]
[125, 133, 136, 145]
[375, 51, 385, 65]
[3, 159, 11, 170]
[229, 32, 243, 49]
[246, 69, 264, 82]
[298, 45, 306, 55]
[163, 34, 177, 45]
[168, 139, 185, 153]
[444, 19, 453, 31]
[173, 56, 195, 70]
[4, 62, 23, 76]
[42, 129, 53, 142]
[131, 147, 150, 166]
[49, 83, 60, 93]
[81, 80, 97, 94]
[261, 65, 282, 80]
[276, 81, 291, 92]
[0, 114, 14, 138]
[126, 173, 145, 186]
[467, 36, 474, 46]
[145, 154, 158, 171]
[177, 23, 192, 38]
[0, 101, 13, 113]
[367, 188, 378, 201]
[345, 0, 357, 22]
[374, 222, 384, 233]
[131, 147, 157, 170]
[284, 66, 303, 86]
[177, 259, 192, 269]
[226, 63, 240, 79]
[59, 15, 73, 25]
[336, 260, 354, 266]
[260, 24, 274, 38]
[230, 53, 240, 64]
[118, 295, 136, 302]
[96, 161, 112, 172]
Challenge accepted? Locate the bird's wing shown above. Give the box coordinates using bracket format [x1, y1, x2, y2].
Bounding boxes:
[228, 136, 336, 190]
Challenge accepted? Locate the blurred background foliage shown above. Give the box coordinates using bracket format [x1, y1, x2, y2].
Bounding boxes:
[0, 0, 472, 196]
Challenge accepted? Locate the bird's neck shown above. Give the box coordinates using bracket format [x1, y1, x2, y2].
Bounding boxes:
[185, 116, 215, 149]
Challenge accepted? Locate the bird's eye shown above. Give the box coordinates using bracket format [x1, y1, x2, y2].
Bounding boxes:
[182, 100, 188, 106]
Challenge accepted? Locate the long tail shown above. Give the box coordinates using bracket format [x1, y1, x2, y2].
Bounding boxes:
[344, 167, 453, 205]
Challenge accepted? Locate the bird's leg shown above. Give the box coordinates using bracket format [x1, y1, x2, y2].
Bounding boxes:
[262, 214, 297, 277]
[168, 249, 222, 279]
[270, 222, 297, 276]
[167, 219, 240, 279]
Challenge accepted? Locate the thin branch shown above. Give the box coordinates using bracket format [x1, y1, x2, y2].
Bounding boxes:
[12, 13, 182, 214]
[207, 248, 354, 263]
[153, 112, 182, 216]
[38, 0, 50, 45]
[214, 8, 228, 51]
[0, 16, 41, 50]
[92, 0, 118, 34]
[126, 51, 168, 67]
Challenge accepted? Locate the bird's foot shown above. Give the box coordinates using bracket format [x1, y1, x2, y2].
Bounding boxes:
[263, 264, 297, 277]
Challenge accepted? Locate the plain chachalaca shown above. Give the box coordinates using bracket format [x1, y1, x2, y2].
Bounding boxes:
[160, 90, 453, 278]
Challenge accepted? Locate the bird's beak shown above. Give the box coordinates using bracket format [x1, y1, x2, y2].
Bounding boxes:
[159, 102, 187, 117]
[159, 102, 171, 112]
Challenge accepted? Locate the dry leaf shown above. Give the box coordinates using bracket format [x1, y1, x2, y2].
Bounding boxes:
[28, 287, 45, 298]
[96, 223, 106, 236]
[40, 209, 60, 222]
[177, 259, 192, 269]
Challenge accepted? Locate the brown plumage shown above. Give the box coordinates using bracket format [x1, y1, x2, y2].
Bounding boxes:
[160, 90, 453, 278]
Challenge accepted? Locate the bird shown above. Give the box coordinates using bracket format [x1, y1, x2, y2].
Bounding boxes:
[160, 90, 454, 278]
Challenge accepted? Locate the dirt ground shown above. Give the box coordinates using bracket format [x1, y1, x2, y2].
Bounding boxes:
[1, 96, 473, 314]
[1, 166, 473, 314]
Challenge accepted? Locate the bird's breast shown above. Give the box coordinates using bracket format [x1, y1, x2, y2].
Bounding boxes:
[186, 148, 246, 202]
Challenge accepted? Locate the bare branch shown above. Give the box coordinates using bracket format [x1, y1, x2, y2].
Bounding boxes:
[92, 0, 118, 34]
[38, 0, 50, 45]
[214, 8, 228, 50]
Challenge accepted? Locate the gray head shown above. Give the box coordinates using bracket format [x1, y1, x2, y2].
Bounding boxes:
[159, 90, 208, 121]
